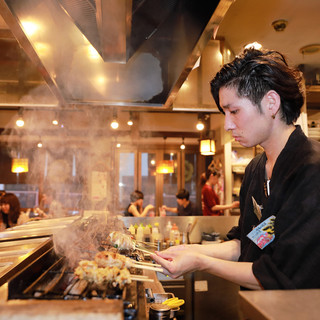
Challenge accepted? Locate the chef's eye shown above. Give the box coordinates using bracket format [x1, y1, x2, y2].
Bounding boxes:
[230, 109, 239, 115]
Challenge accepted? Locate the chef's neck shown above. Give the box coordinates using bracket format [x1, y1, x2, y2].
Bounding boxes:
[262, 124, 295, 178]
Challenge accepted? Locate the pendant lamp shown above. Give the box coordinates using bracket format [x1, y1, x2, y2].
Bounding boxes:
[11, 158, 29, 173]
[156, 137, 174, 174]
[200, 139, 216, 156]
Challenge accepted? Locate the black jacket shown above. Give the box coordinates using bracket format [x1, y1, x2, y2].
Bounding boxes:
[228, 126, 320, 289]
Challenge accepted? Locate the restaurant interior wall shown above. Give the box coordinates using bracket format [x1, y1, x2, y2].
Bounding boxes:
[0, 108, 211, 214]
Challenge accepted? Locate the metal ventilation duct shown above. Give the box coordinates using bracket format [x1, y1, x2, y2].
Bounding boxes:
[0, 0, 227, 108]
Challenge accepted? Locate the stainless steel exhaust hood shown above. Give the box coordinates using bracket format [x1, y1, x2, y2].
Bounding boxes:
[0, 0, 227, 108]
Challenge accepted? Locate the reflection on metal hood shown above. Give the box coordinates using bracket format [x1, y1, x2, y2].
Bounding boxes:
[0, 0, 223, 108]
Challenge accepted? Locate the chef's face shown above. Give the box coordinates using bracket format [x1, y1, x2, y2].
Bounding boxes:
[219, 86, 272, 148]
[1, 203, 10, 214]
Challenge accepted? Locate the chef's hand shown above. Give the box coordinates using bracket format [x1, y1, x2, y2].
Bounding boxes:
[150, 245, 202, 278]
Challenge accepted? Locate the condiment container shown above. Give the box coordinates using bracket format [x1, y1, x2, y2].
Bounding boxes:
[149, 303, 171, 320]
[136, 223, 144, 242]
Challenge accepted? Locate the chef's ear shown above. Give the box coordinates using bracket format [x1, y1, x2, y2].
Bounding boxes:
[265, 90, 281, 116]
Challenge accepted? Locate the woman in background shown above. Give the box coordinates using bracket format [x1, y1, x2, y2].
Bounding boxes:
[124, 190, 154, 217]
[201, 168, 239, 216]
[0, 193, 29, 230]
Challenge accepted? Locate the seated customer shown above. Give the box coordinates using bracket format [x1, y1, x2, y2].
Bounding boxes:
[162, 189, 197, 216]
[0, 193, 29, 230]
[125, 190, 154, 217]
[38, 188, 64, 218]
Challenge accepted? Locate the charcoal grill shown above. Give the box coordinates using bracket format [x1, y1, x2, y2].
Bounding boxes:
[7, 238, 139, 320]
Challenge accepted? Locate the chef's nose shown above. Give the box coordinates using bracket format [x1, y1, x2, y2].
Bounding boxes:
[224, 113, 235, 131]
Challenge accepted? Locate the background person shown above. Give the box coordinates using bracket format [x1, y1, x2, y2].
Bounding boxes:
[162, 188, 197, 216]
[0, 193, 29, 230]
[202, 168, 239, 216]
[151, 48, 320, 290]
[38, 188, 64, 218]
[124, 190, 154, 217]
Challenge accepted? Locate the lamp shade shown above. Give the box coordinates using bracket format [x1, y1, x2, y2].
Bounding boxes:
[156, 160, 174, 174]
[11, 158, 29, 173]
[200, 139, 216, 156]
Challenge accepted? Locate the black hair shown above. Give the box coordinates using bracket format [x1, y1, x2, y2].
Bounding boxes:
[210, 48, 304, 124]
[176, 188, 190, 200]
[130, 190, 144, 203]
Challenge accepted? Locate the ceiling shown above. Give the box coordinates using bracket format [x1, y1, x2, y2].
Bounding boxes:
[0, 0, 319, 112]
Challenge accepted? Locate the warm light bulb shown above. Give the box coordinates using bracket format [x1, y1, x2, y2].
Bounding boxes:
[116, 143, 121, 148]
[196, 121, 204, 131]
[16, 118, 25, 127]
[127, 119, 133, 126]
[52, 119, 58, 125]
[180, 143, 185, 150]
[111, 119, 119, 129]
[150, 159, 156, 165]
[37, 141, 43, 148]
[21, 21, 39, 37]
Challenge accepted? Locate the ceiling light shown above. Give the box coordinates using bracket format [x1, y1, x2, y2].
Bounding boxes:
[21, 20, 39, 37]
[52, 111, 59, 125]
[272, 19, 288, 32]
[116, 143, 121, 148]
[16, 117, 25, 127]
[16, 109, 25, 127]
[299, 44, 320, 55]
[196, 120, 204, 131]
[111, 108, 119, 129]
[127, 112, 133, 126]
[111, 119, 119, 129]
[196, 114, 205, 131]
[180, 138, 186, 150]
[37, 141, 43, 148]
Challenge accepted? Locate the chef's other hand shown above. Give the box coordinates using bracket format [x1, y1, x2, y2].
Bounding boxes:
[150, 247, 201, 278]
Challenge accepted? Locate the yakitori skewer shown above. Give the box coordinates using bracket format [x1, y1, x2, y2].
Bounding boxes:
[107, 231, 156, 254]
[74, 260, 154, 289]
[95, 250, 163, 272]
[134, 260, 162, 268]
[107, 231, 135, 250]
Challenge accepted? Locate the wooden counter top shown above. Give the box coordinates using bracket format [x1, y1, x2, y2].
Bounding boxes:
[143, 269, 165, 294]
[239, 289, 320, 320]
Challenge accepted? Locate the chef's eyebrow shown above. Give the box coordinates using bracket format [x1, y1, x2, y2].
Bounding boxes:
[221, 104, 230, 110]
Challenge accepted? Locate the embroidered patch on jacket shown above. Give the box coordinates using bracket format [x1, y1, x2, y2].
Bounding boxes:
[252, 196, 262, 220]
[247, 215, 275, 249]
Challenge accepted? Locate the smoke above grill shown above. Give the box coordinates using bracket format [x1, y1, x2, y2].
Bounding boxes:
[53, 213, 130, 268]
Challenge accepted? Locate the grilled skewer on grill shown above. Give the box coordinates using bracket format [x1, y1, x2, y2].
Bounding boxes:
[74, 260, 154, 289]
[95, 250, 163, 272]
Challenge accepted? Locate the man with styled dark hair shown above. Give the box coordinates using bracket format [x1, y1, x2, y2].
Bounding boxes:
[162, 188, 197, 216]
[152, 48, 320, 290]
